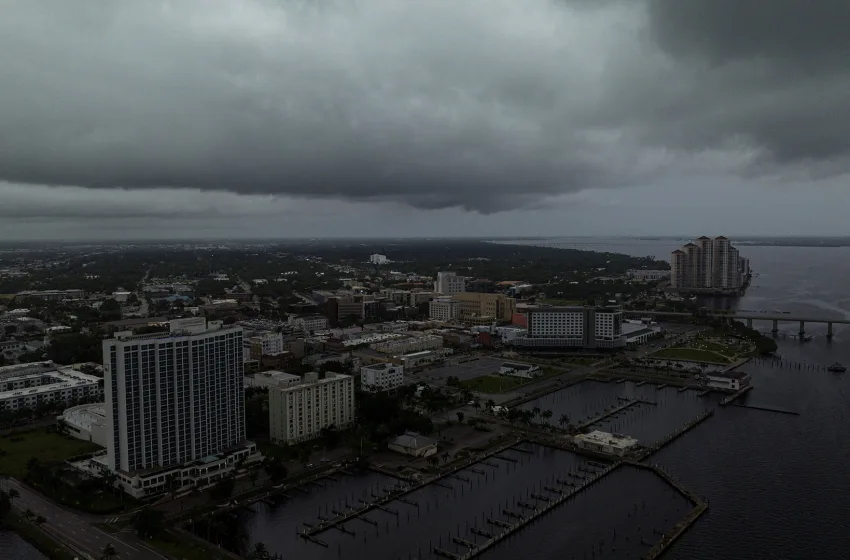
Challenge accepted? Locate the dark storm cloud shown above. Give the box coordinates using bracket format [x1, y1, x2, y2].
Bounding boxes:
[648, 0, 850, 72]
[0, 0, 848, 217]
[637, 0, 850, 165]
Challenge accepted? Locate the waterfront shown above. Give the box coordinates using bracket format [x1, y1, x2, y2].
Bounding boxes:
[520, 380, 722, 445]
[0, 530, 47, 560]
[500, 237, 850, 559]
[201, 238, 850, 559]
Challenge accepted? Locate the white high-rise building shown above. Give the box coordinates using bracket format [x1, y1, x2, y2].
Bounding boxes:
[103, 318, 247, 474]
[434, 272, 466, 296]
[369, 254, 388, 265]
[269, 372, 355, 444]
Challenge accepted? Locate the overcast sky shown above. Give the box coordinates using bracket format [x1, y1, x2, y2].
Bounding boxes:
[2, 0, 849, 240]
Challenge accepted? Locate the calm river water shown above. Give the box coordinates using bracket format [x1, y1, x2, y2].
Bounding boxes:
[0, 530, 47, 560]
[497, 237, 850, 560]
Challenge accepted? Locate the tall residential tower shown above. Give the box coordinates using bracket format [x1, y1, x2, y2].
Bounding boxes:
[670, 236, 748, 291]
[101, 318, 256, 496]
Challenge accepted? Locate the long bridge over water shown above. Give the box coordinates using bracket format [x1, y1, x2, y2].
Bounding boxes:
[624, 310, 850, 339]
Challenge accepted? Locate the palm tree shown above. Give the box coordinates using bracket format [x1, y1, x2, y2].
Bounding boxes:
[34, 515, 47, 528]
[558, 413, 570, 429]
[101, 543, 118, 560]
[249, 541, 269, 560]
[540, 409, 553, 428]
[24, 508, 35, 521]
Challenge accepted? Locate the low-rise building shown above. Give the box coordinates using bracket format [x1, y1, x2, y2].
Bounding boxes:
[16, 289, 85, 301]
[622, 321, 663, 346]
[269, 372, 355, 444]
[61, 403, 108, 447]
[244, 370, 302, 389]
[248, 332, 285, 360]
[397, 350, 442, 370]
[499, 362, 541, 379]
[360, 363, 404, 392]
[627, 269, 670, 281]
[706, 371, 751, 391]
[0, 362, 103, 412]
[574, 430, 638, 457]
[388, 432, 437, 457]
[82, 443, 260, 499]
[371, 335, 443, 355]
[290, 315, 328, 333]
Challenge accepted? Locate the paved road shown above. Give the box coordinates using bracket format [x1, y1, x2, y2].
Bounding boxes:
[7, 479, 162, 560]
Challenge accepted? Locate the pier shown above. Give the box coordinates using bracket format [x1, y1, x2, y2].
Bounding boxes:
[730, 404, 800, 415]
[577, 399, 646, 431]
[625, 462, 709, 560]
[643, 410, 715, 458]
[720, 385, 754, 406]
[301, 438, 524, 539]
[453, 462, 621, 560]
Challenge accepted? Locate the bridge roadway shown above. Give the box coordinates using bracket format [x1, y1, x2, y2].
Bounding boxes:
[623, 310, 850, 338]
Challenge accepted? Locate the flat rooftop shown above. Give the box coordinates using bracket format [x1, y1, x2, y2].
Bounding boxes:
[0, 362, 101, 400]
[709, 371, 750, 380]
[577, 430, 638, 448]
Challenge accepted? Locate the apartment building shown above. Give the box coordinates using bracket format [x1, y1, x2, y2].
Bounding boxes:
[451, 293, 517, 324]
[102, 317, 248, 474]
[360, 363, 404, 392]
[369, 254, 388, 265]
[670, 236, 746, 290]
[512, 306, 625, 349]
[429, 297, 459, 322]
[434, 272, 466, 296]
[0, 361, 103, 412]
[269, 372, 355, 444]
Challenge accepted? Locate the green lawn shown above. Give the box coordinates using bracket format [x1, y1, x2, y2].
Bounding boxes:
[649, 348, 732, 364]
[0, 428, 102, 476]
[460, 375, 528, 393]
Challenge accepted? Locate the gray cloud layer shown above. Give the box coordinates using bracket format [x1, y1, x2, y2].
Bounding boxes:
[1, 0, 848, 214]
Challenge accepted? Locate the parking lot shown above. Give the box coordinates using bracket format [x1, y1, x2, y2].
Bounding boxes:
[411, 356, 506, 383]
